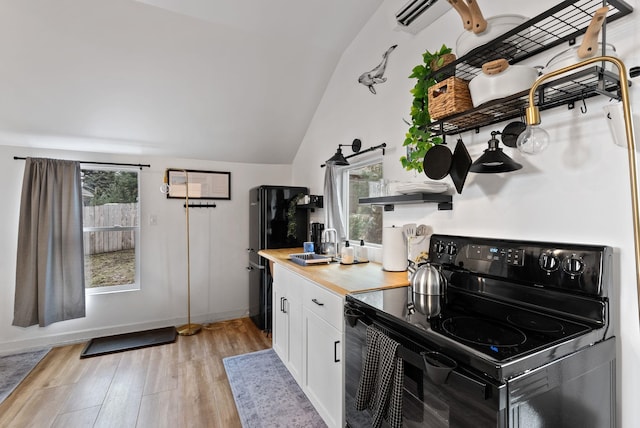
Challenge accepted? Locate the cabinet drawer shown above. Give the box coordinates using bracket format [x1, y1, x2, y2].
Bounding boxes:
[302, 280, 344, 331]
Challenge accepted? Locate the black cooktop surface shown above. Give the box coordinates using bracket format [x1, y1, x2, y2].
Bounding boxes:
[347, 286, 592, 363]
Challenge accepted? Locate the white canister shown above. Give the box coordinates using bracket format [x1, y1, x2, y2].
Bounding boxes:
[382, 226, 408, 271]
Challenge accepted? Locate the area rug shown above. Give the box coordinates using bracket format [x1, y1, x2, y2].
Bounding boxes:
[0, 348, 50, 404]
[223, 348, 327, 428]
[80, 326, 177, 358]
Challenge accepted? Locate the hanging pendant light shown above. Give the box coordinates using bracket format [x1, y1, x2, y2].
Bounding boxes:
[469, 131, 522, 173]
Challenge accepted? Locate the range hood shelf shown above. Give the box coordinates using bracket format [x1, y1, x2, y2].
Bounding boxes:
[359, 193, 452, 211]
[427, 0, 633, 136]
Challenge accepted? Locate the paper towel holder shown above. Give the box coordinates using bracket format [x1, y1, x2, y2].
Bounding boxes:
[382, 226, 408, 272]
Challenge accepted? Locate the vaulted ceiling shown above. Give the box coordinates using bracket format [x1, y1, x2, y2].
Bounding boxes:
[0, 0, 383, 163]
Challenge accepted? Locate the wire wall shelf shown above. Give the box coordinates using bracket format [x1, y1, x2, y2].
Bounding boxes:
[428, 0, 633, 136]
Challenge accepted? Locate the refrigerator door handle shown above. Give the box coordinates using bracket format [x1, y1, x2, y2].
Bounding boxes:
[249, 261, 265, 270]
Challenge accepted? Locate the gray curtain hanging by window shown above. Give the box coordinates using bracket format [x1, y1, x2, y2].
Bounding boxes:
[13, 157, 86, 327]
[323, 164, 347, 241]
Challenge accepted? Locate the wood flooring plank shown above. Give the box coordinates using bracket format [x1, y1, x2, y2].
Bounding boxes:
[93, 348, 150, 428]
[8, 384, 73, 428]
[177, 330, 206, 363]
[143, 342, 179, 396]
[136, 389, 180, 428]
[177, 358, 219, 427]
[58, 352, 121, 414]
[211, 377, 242, 428]
[52, 405, 101, 428]
[28, 344, 86, 389]
[0, 349, 66, 426]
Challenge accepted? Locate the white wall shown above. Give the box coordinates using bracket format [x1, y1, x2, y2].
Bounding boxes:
[292, 0, 640, 425]
[0, 145, 292, 353]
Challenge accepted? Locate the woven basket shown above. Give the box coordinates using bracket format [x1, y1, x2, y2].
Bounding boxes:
[427, 77, 473, 121]
[430, 53, 456, 72]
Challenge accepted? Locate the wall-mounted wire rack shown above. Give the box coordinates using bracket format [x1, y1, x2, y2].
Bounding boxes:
[428, 0, 633, 136]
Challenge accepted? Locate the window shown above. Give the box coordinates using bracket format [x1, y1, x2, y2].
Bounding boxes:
[81, 167, 140, 292]
[343, 158, 383, 245]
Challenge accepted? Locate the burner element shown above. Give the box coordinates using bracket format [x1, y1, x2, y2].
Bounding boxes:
[507, 313, 564, 333]
[442, 317, 527, 348]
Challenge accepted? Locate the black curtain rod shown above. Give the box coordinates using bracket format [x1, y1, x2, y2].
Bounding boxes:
[320, 143, 387, 168]
[14, 156, 150, 169]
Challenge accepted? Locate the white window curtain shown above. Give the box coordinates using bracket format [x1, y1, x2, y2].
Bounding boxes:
[323, 164, 347, 242]
[13, 157, 86, 327]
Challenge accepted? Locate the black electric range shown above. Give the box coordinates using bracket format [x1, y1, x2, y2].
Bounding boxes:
[347, 234, 615, 381]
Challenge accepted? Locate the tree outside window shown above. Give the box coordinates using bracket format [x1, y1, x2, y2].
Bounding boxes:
[346, 161, 383, 245]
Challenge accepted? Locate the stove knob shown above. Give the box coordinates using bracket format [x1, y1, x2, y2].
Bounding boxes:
[562, 255, 585, 276]
[539, 252, 559, 272]
[446, 244, 457, 256]
[435, 242, 446, 254]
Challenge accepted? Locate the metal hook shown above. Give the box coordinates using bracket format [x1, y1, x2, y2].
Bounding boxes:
[580, 93, 588, 114]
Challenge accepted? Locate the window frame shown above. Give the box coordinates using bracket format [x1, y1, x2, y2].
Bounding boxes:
[340, 154, 384, 247]
[81, 165, 141, 295]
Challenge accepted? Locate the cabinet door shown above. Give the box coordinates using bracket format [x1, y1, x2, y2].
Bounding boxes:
[288, 288, 303, 383]
[303, 307, 344, 428]
[272, 265, 303, 384]
[272, 277, 288, 361]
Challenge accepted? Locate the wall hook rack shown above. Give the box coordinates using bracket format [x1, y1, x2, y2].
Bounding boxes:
[184, 202, 217, 208]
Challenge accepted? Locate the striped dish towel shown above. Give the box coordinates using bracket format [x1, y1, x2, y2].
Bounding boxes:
[355, 325, 404, 428]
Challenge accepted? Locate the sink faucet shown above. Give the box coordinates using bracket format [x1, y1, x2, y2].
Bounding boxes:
[322, 228, 338, 257]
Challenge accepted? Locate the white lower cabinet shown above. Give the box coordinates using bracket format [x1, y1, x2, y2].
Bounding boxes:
[272, 264, 303, 383]
[303, 307, 344, 428]
[272, 264, 344, 428]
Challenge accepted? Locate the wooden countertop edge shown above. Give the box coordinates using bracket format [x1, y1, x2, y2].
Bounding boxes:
[258, 248, 409, 297]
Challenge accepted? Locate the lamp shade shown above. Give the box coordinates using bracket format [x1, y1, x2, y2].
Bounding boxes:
[326, 147, 349, 166]
[470, 135, 522, 173]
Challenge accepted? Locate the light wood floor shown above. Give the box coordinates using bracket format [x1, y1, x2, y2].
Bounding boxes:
[0, 318, 272, 428]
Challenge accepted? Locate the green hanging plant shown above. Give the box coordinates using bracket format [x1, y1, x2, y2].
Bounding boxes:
[400, 44, 453, 173]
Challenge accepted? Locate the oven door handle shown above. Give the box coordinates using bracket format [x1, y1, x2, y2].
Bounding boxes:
[400, 345, 489, 400]
[359, 317, 490, 400]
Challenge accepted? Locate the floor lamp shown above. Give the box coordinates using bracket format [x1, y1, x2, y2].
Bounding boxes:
[161, 169, 202, 336]
[516, 55, 640, 325]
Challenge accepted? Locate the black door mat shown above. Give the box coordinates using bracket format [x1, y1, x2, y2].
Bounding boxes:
[80, 326, 177, 358]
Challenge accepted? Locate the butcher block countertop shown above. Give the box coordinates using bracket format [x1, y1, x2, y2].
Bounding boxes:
[259, 248, 410, 296]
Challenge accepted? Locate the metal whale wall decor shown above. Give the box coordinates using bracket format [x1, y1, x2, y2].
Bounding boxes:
[358, 44, 397, 94]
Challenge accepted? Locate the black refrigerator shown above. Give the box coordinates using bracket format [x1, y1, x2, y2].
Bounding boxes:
[248, 185, 309, 331]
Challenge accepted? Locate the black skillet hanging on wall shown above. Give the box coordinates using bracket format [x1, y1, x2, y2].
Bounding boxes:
[422, 139, 472, 194]
[422, 144, 452, 180]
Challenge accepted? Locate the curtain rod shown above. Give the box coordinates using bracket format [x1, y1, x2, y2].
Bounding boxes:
[13, 156, 150, 169]
[320, 142, 387, 168]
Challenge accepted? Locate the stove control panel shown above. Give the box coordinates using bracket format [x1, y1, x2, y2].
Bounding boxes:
[465, 244, 525, 266]
[429, 234, 612, 296]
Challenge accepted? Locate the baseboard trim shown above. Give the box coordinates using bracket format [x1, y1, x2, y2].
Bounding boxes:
[0, 309, 247, 355]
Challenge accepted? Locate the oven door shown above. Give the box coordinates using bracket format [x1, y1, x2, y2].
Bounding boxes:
[345, 309, 507, 428]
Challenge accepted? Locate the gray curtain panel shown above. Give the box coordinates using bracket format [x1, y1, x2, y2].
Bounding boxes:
[13, 157, 86, 327]
[323, 164, 347, 241]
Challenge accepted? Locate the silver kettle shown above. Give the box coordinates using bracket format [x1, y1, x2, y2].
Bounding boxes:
[408, 262, 447, 318]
